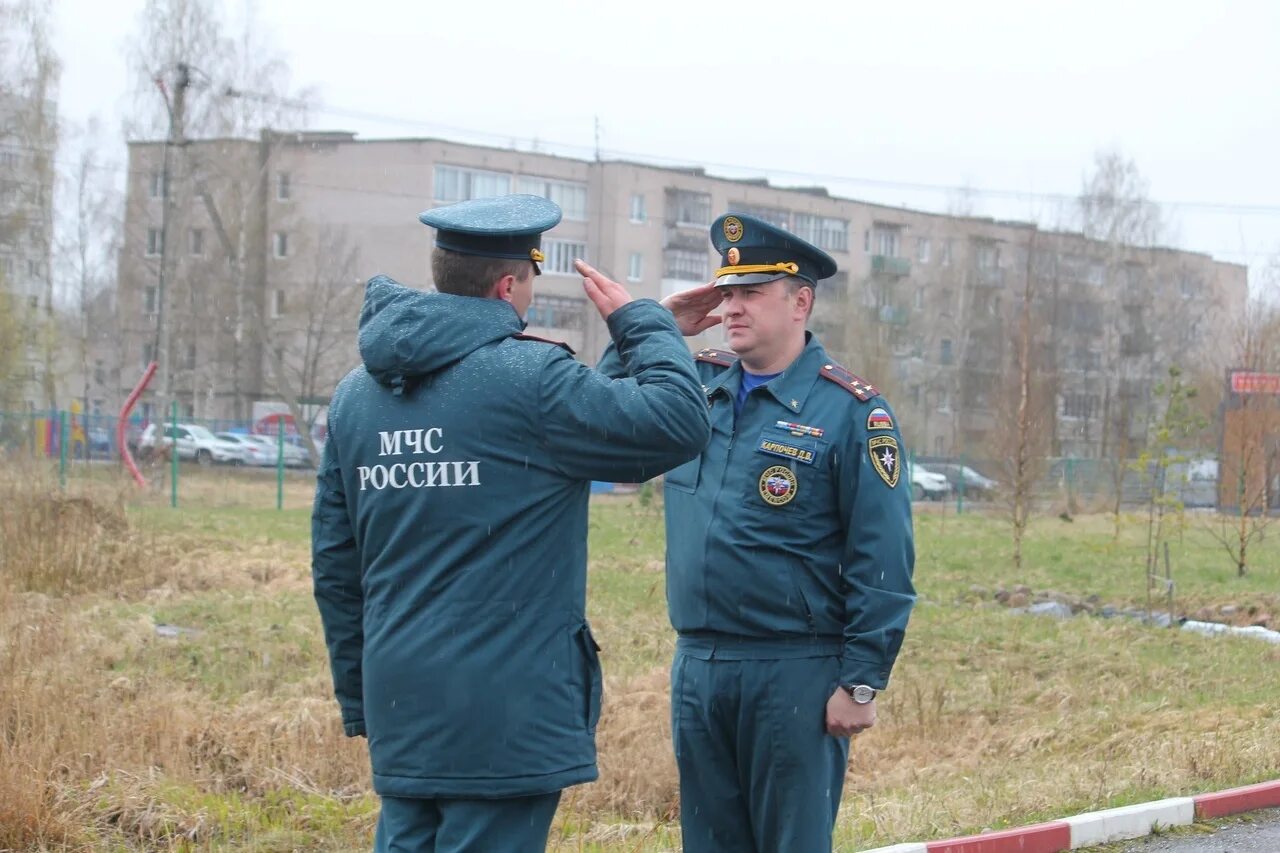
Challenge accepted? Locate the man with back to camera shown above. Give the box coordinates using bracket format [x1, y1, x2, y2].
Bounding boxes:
[311, 193, 711, 852]
[600, 212, 917, 852]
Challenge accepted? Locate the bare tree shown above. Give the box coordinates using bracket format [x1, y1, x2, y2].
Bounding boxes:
[988, 229, 1055, 572]
[56, 118, 121, 420]
[271, 225, 363, 443]
[1206, 267, 1280, 575]
[1074, 149, 1167, 532]
[0, 0, 60, 408]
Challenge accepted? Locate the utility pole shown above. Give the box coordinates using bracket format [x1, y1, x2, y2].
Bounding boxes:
[152, 62, 190, 416]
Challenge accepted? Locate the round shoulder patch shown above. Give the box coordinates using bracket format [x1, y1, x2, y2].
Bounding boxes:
[758, 465, 798, 506]
[723, 215, 744, 243]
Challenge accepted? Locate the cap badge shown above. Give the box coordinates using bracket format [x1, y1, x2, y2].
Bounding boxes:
[727, 247, 740, 265]
[723, 216, 744, 243]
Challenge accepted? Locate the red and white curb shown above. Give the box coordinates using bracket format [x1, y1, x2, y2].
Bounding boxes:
[860, 779, 1280, 852]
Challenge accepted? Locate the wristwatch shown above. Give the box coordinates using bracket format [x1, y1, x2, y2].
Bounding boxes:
[843, 684, 876, 704]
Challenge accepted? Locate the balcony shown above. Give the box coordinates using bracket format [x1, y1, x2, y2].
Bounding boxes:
[871, 255, 911, 277]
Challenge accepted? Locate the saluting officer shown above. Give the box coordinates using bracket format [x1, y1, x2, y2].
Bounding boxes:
[603, 212, 916, 852]
[311, 194, 710, 852]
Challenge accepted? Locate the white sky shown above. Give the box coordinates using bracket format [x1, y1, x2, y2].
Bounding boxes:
[54, 0, 1280, 292]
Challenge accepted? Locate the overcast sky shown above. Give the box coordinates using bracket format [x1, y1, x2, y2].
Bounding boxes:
[53, 0, 1280, 292]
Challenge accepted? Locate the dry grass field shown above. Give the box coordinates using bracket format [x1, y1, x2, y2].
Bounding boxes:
[1, 461, 1277, 851]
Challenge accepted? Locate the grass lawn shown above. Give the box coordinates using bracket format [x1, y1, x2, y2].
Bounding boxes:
[1, 468, 1277, 851]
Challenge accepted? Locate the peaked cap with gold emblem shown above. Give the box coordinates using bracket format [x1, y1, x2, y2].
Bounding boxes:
[710, 212, 838, 287]
[419, 194, 562, 276]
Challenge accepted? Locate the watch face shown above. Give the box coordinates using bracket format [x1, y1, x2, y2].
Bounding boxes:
[850, 685, 875, 703]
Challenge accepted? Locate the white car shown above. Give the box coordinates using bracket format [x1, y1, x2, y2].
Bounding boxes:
[215, 432, 275, 467]
[138, 423, 242, 465]
[909, 463, 951, 502]
[242, 433, 313, 468]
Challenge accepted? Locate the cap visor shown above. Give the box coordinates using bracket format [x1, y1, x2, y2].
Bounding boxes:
[714, 271, 792, 287]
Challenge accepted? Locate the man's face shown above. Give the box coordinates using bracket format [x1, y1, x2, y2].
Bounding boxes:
[719, 280, 806, 357]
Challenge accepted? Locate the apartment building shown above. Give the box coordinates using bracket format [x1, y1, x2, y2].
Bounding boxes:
[116, 131, 1247, 459]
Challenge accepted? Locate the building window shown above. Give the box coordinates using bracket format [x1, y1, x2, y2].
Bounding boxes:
[276, 172, 291, 201]
[27, 259, 40, 277]
[663, 248, 709, 281]
[142, 342, 154, 368]
[94, 360, 105, 385]
[526, 295, 588, 330]
[541, 239, 587, 276]
[149, 171, 166, 199]
[189, 228, 204, 256]
[1, 257, 12, 277]
[628, 252, 643, 282]
[186, 343, 197, 370]
[28, 294, 38, 309]
[940, 239, 953, 266]
[516, 176, 588, 220]
[271, 288, 286, 318]
[914, 288, 924, 310]
[433, 165, 511, 203]
[940, 338, 953, 365]
[668, 189, 711, 227]
[1061, 393, 1099, 419]
[629, 193, 647, 223]
[976, 241, 1000, 269]
[144, 286, 157, 314]
[917, 237, 930, 263]
[937, 389, 951, 412]
[728, 203, 790, 230]
[863, 229, 871, 252]
[795, 215, 849, 252]
[871, 223, 901, 257]
[274, 232, 289, 258]
[146, 228, 163, 257]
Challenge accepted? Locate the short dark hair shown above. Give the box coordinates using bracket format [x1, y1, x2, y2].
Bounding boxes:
[431, 248, 532, 298]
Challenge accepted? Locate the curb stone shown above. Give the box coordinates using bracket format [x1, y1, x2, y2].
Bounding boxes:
[858, 780, 1280, 852]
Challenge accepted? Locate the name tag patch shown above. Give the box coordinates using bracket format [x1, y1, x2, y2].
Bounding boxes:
[757, 437, 816, 465]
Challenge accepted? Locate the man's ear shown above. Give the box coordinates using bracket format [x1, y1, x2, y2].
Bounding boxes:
[490, 274, 517, 303]
[794, 283, 814, 317]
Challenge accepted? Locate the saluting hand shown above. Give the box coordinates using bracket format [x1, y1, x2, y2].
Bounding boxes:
[576, 260, 634, 321]
[661, 282, 724, 337]
[826, 689, 876, 739]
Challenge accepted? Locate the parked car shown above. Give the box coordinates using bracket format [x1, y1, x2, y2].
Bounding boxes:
[927, 463, 999, 499]
[242, 433, 313, 468]
[214, 432, 275, 467]
[138, 423, 241, 465]
[910, 463, 951, 501]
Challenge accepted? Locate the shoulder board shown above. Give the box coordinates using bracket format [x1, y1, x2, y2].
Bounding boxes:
[696, 348, 739, 367]
[819, 362, 878, 401]
[513, 333, 575, 355]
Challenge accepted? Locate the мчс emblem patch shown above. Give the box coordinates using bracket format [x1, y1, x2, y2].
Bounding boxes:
[868, 435, 900, 488]
[758, 465, 798, 506]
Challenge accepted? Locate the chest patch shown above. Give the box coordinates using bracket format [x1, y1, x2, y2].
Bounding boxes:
[868, 435, 900, 488]
[758, 465, 799, 506]
[757, 436, 816, 465]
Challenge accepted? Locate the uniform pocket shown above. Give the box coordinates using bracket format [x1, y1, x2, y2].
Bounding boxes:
[663, 456, 701, 494]
[575, 623, 603, 733]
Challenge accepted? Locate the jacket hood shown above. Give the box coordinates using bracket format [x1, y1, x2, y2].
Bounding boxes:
[358, 275, 522, 392]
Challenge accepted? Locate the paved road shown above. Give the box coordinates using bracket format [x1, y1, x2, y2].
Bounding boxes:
[1111, 809, 1280, 852]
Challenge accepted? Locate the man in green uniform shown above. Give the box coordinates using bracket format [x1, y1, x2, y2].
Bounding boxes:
[311, 194, 710, 852]
[602, 212, 916, 852]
